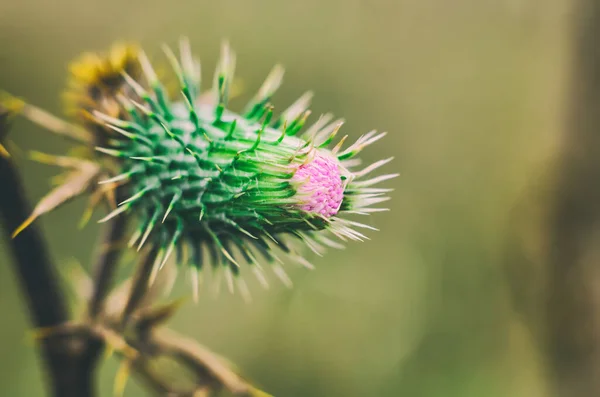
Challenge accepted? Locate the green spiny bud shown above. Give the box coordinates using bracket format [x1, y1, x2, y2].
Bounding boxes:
[18, 39, 397, 299]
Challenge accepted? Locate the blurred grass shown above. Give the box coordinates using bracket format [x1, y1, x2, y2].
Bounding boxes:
[0, 0, 571, 396]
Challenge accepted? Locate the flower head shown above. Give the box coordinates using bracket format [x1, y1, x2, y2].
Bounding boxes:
[13, 39, 397, 299]
[291, 153, 345, 218]
[63, 42, 142, 144]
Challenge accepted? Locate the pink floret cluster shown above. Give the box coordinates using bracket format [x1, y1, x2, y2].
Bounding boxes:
[292, 153, 345, 218]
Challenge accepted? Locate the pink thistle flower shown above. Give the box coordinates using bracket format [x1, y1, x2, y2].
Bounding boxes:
[292, 153, 346, 218]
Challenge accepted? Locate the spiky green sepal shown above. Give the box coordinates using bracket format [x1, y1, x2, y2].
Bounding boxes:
[93, 40, 396, 296]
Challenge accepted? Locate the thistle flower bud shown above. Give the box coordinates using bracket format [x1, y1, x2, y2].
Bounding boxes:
[15, 39, 397, 297]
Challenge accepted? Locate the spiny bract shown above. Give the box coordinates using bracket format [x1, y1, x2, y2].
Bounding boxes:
[22, 39, 397, 298]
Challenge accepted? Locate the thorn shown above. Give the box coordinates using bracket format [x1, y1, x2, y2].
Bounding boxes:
[225, 119, 237, 140]
[354, 157, 394, 177]
[129, 99, 155, 118]
[303, 113, 333, 139]
[11, 214, 36, 238]
[224, 217, 257, 239]
[202, 132, 213, 143]
[331, 135, 348, 155]
[121, 72, 161, 116]
[128, 228, 142, 248]
[162, 191, 182, 223]
[162, 42, 198, 117]
[159, 217, 183, 271]
[161, 43, 183, 78]
[95, 147, 125, 158]
[258, 65, 284, 99]
[204, 225, 239, 267]
[98, 171, 134, 185]
[352, 173, 400, 187]
[318, 121, 344, 148]
[118, 184, 155, 206]
[129, 156, 167, 164]
[244, 65, 284, 118]
[275, 91, 313, 128]
[286, 110, 311, 136]
[211, 267, 223, 297]
[249, 127, 262, 152]
[276, 120, 288, 143]
[91, 110, 126, 127]
[262, 105, 274, 127]
[149, 247, 166, 286]
[97, 203, 130, 223]
[225, 266, 235, 294]
[288, 253, 315, 269]
[237, 277, 252, 303]
[272, 265, 293, 288]
[138, 50, 158, 83]
[104, 124, 153, 147]
[137, 206, 161, 251]
[337, 131, 387, 160]
[253, 267, 269, 289]
[191, 268, 201, 303]
[220, 247, 240, 267]
[179, 37, 200, 91]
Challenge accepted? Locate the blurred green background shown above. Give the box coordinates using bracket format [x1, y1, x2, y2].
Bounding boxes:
[0, 0, 574, 396]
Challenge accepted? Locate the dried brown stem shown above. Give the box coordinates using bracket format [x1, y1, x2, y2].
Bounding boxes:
[90, 320, 257, 397]
[155, 328, 251, 394]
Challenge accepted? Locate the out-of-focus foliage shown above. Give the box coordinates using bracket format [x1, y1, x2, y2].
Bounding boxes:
[0, 1, 570, 396]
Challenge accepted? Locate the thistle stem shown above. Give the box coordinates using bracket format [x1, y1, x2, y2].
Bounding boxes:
[120, 244, 160, 329]
[88, 214, 128, 320]
[0, 145, 102, 397]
